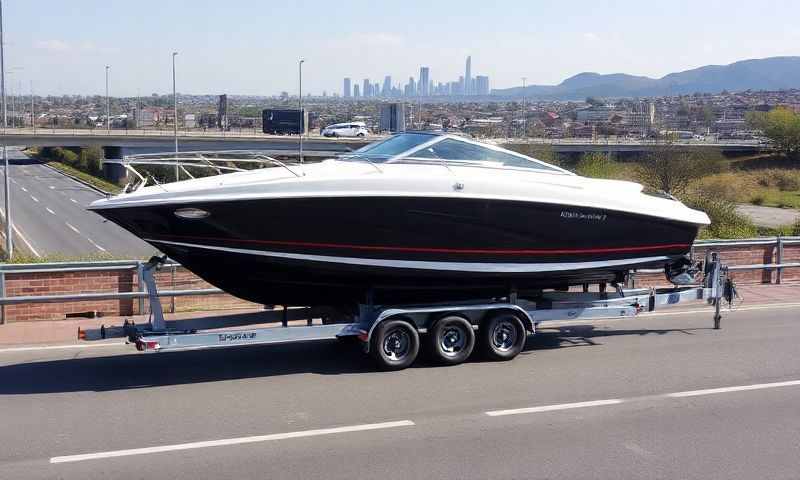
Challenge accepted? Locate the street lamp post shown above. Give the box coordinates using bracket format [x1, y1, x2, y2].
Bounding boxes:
[298, 58, 304, 164]
[0, 0, 11, 259]
[105, 65, 110, 133]
[172, 51, 179, 181]
[521, 76, 527, 138]
[30, 80, 33, 134]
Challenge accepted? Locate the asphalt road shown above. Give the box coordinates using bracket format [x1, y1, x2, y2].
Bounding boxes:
[0, 146, 155, 258]
[1, 304, 799, 479]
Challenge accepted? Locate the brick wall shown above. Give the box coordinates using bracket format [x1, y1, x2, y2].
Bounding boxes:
[2, 266, 257, 323]
[1, 242, 798, 322]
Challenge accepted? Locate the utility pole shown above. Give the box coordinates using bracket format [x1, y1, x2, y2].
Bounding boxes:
[30, 80, 34, 134]
[172, 51, 179, 181]
[521, 77, 527, 138]
[298, 58, 304, 164]
[0, 0, 11, 259]
[105, 65, 110, 133]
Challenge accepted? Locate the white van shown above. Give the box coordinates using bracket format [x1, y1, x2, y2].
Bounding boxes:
[321, 122, 369, 138]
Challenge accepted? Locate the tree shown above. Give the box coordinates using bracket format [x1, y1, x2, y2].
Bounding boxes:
[746, 107, 800, 159]
[636, 144, 725, 196]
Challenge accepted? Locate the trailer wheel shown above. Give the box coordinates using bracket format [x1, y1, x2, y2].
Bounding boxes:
[370, 318, 419, 371]
[479, 312, 526, 361]
[426, 315, 475, 365]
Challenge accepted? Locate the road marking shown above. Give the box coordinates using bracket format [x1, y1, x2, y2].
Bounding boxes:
[486, 399, 623, 417]
[70, 198, 78, 204]
[46, 207, 56, 215]
[30, 195, 38, 202]
[0, 206, 42, 257]
[0, 342, 125, 354]
[49, 185, 55, 189]
[20, 186, 27, 192]
[86, 238, 107, 252]
[50, 420, 415, 464]
[66, 223, 80, 234]
[487, 379, 800, 418]
[667, 380, 800, 398]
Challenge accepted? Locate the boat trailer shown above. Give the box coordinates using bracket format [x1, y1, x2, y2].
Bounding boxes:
[120, 253, 735, 370]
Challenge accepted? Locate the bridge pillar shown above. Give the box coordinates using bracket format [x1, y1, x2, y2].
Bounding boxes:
[102, 146, 127, 185]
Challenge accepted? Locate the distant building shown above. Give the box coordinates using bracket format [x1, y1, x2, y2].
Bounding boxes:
[380, 103, 406, 132]
[465, 56, 472, 95]
[475, 76, 490, 96]
[363, 78, 371, 97]
[217, 94, 228, 129]
[353, 84, 360, 98]
[184, 113, 197, 129]
[343, 78, 351, 98]
[576, 105, 613, 124]
[381, 76, 392, 97]
[419, 67, 430, 96]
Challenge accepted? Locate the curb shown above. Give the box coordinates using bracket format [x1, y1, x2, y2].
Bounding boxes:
[39, 161, 113, 196]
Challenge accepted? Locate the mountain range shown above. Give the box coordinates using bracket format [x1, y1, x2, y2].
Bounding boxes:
[492, 56, 800, 100]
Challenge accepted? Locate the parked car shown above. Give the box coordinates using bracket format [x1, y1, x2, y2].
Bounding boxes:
[322, 122, 369, 137]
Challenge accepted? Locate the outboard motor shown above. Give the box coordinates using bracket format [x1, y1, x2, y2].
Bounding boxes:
[665, 256, 702, 285]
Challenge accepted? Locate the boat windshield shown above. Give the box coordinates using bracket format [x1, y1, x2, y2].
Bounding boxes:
[339, 133, 436, 162]
[338, 133, 569, 173]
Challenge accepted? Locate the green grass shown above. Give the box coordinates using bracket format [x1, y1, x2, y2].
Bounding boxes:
[3, 252, 146, 264]
[45, 161, 123, 194]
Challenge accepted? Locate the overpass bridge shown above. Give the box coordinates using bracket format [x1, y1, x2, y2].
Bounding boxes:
[1, 128, 768, 156]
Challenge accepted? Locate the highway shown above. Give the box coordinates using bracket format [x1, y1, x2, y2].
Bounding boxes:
[0, 304, 798, 479]
[0, 146, 155, 258]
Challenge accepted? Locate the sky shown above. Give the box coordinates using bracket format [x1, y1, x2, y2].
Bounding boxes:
[5, 0, 800, 97]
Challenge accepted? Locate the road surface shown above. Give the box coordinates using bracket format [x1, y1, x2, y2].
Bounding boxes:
[0, 146, 154, 258]
[0, 304, 798, 479]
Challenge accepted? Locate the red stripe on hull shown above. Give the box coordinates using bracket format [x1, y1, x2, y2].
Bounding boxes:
[155, 234, 690, 256]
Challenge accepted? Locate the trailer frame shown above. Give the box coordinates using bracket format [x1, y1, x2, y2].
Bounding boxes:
[124, 252, 732, 370]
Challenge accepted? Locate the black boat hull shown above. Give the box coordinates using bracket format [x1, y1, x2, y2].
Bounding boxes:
[94, 196, 701, 306]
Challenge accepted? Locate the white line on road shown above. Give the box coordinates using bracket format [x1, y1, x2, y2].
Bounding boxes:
[20, 186, 27, 192]
[487, 379, 800, 418]
[50, 420, 415, 464]
[0, 206, 41, 257]
[30, 195, 38, 202]
[66, 223, 80, 234]
[87, 238, 107, 252]
[486, 399, 623, 417]
[667, 380, 800, 398]
[49, 185, 55, 189]
[46, 207, 56, 215]
[70, 198, 78, 204]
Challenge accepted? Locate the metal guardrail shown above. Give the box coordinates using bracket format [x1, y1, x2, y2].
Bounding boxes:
[0, 236, 798, 324]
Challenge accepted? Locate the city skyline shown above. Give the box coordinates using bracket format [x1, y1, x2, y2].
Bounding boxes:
[4, 0, 800, 96]
[341, 56, 490, 99]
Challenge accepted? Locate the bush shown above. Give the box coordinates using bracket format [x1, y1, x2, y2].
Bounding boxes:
[750, 194, 766, 205]
[637, 145, 726, 196]
[694, 173, 753, 203]
[774, 171, 800, 191]
[684, 194, 758, 239]
[575, 152, 623, 179]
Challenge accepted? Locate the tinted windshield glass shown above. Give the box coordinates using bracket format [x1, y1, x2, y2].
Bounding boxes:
[344, 133, 435, 162]
[410, 138, 558, 171]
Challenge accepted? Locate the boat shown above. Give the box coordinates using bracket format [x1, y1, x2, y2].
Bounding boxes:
[89, 132, 710, 308]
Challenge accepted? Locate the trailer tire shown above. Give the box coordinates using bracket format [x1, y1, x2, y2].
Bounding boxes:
[370, 318, 419, 371]
[479, 312, 526, 361]
[426, 315, 475, 365]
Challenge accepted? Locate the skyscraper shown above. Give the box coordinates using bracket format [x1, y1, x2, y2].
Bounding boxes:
[407, 76, 416, 96]
[419, 67, 430, 97]
[465, 56, 472, 96]
[475, 75, 490, 96]
[353, 84, 360, 98]
[381, 76, 392, 97]
[343, 77, 351, 98]
[363, 79, 370, 98]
